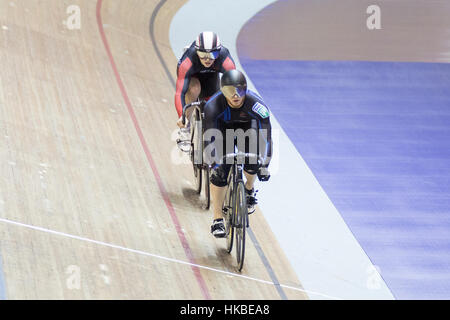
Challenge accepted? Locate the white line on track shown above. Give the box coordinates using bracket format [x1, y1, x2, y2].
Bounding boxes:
[0, 217, 340, 300]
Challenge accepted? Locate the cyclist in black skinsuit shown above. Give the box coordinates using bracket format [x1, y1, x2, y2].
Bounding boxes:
[203, 70, 272, 238]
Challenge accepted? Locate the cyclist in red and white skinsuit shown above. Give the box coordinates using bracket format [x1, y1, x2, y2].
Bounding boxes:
[175, 31, 236, 148]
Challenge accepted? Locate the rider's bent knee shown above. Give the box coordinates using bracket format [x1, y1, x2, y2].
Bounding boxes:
[244, 164, 259, 175]
[187, 77, 201, 99]
[210, 166, 228, 187]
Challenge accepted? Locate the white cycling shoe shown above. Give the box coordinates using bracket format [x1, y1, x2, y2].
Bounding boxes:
[176, 127, 191, 153]
[211, 219, 226, 238]
[246, 188, 258, 215]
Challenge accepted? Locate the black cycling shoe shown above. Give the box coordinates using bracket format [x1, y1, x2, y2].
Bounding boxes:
[245, 188, 258, 215]
[211, 219, 226, 238]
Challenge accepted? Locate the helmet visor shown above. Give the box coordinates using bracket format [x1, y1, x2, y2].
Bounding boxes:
[197, 50, 220, 60]
[221, 85, 247, 99]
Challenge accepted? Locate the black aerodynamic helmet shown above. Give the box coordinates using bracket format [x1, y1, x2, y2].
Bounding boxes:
[221, 70, 247, 99]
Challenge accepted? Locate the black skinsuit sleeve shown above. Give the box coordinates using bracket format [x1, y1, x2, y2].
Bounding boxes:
[203, 101, 216, 136]
[259, 116, 273, 167]
[175, 50, 196, 117]
[202, 100, 222, 165]
[218, 47, 236, 73]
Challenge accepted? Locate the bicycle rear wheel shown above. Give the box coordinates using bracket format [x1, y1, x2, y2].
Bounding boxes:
[191, 149, 202, 194]
[204, 166, 211, 209]
[225, 184, 234, 253]
[190, 111, 202, 194]
[235, 181, 248, 271]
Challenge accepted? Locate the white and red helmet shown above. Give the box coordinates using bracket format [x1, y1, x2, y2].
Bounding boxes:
[195, 31, 222, 53]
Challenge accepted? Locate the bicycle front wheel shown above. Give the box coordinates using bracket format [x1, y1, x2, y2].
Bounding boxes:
[235, 181, 248, 271]
[225, 184, 234, 253]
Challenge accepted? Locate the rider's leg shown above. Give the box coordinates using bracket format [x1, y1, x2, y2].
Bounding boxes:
[243, 166, 259, 214]
[184, 77, 201, 122]
[197, 72, 220, 100]
[244, 164, 259, 191]
[210, 164, 230, 220]
[209, 165, 231, 237]
[210, 179, 227, 237]
[177, 77, 201, 128]
[244, 171, 257, 192]
[178, 73, 218, 127]
[186, 77, 200, 111]
[176, 77, 201, 151]
[211, 184, 227, 221]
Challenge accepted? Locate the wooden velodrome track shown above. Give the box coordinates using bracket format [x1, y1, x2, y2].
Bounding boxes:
[0, 0, 308, 299]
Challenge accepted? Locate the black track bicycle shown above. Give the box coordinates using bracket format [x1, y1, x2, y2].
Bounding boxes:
[221, 152, 270, 271]
[182, 101, 210, 209]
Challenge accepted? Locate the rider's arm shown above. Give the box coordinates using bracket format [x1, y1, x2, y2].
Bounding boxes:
[218, 47, 236, 73]
[175, 56, 194, 118]
[259, 116, 273, 168]
[203, 100, 218, 150]
[203, 100, 224, 166]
